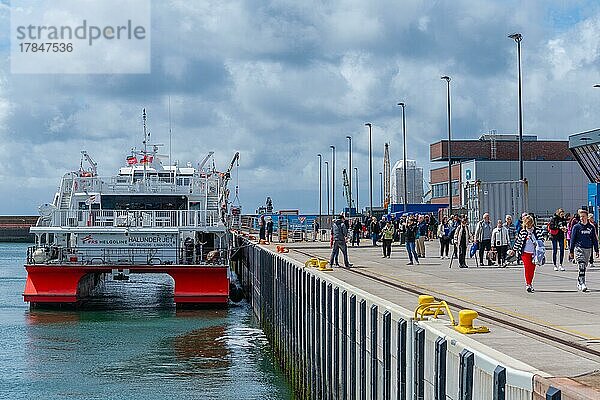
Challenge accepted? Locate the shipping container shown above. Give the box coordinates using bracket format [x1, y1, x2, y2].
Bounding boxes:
[388, 203, 448, 215]
[463, 180, 528, 232]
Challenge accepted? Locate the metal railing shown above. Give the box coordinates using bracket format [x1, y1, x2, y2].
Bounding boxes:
[26, 245, 227, 266]
[36, 209, 222, 228]
[63, 175, 221, 196]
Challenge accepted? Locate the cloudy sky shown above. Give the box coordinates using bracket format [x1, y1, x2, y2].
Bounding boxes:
[1, 0, 600, 215]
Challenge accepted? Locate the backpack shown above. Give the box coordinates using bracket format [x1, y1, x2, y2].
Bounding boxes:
[547, 221, 559, 236]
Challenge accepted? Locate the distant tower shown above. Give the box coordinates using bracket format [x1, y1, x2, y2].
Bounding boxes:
[383, 143, 391, 208]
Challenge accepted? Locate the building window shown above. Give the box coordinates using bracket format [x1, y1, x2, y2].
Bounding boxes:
[432, 181, 460, 199]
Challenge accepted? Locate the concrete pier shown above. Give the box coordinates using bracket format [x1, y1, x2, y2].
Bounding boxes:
[235, 235, 600, 399]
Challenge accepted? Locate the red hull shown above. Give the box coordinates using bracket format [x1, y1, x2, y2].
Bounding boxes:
[23, 265, 230, 306]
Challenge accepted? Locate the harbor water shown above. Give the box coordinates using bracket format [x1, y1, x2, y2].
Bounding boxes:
[0, 243, 292, 400]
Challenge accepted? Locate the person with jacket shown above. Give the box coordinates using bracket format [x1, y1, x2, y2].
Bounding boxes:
[589, 214, 597, 267]
[329, 213, 352, 268]
[491, 219, 510, 267]
[510, 214, 543, 293]
[266, 217, 274, 243]
[258, 215, 266, 241]
[567, 214, 580, 263]
[351, 218, 362, 247]
[548, 208, 567, 271]
[474, 212, 494, 266]
[404, 218, 419, 265]
[369, 217, 380, 246]
[453, 217, 472, 268]
[437, 216, 451, 259]
[381, 221, 395, 258]
[569, 209, 599, 292]
[416, 215, 428, 258]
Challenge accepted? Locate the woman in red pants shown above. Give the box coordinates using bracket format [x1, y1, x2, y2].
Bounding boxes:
[509, 214, 544, 292]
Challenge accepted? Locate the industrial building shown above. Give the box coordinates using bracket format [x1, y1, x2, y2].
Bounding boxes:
[569, 128, 600, 222]
[390, 160, 424, 204]
[429, 134, 588, 219]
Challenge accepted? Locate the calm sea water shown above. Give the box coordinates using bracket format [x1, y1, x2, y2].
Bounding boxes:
[0, 243, 292, 400]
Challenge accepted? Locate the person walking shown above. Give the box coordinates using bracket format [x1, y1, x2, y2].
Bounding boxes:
[351, 218, 362, 247]
[404, 218, 419, 265]
[589, 214, 597, 267]
[329, 213, 352, 268]
[369, 217, 380, 247]
[475, 213, 494, 266]
[313, 219, 320, 241]
[266, 217, 274, 243]
[567, 213, 580, 263]
[381, 221, 394, 258]
[491, 219, 510, 267]
[258, 215, 266, 242]
[548, 208, 567, 271]
[416, 215, 428, 258]
[510, 214, 543, 293]
[437, 216, 451, 259]
[569, 209, 599, 292]
[453, 217, 472, 268]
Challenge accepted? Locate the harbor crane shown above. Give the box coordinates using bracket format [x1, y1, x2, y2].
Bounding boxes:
[80, 151, 98, 176]
[383, 143, 390, 208]
[342, 168, 354, 210]
[219, 151, 240, 206]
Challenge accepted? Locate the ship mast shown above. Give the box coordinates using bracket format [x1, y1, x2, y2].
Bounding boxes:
[142, 108, 148, 184]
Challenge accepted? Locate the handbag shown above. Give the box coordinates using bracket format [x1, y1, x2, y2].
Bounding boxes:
[469, 242, 479, 258]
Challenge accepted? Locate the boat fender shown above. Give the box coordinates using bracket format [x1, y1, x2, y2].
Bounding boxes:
[229, 282, 244, 303]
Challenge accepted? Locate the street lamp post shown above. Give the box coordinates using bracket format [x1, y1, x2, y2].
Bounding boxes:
[379, 172, 383, 207]
[354, 167, 359, 211]
[397, 102, 408, 211]
[325, 161, 330, 218]
[346, 136, 352, 210]
[365, 123, 373, 216]
[441, 76, 453, 216]
[317, 154, 322, 226]
[509, 33, 524, 181]
[330, 145, 336, 216]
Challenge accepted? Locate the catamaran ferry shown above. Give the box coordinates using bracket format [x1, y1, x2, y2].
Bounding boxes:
[23, 110, 241, 307]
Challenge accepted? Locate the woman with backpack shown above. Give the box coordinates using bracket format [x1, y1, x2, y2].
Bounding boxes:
[548, 208, 567, 271]
[509, 214, 544, 293]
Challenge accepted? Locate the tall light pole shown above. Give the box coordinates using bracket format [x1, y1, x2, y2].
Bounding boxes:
[330, 145, 336, 216]
[397, 102, 408, 211]
[441, 76, 453, 216]
[354, 167, 359, 212]
[346, 136, 353, 210]
[379, 172, 383, 207]
[317, 154, 322, 225]
[365, 123, 373, 216]
[325, 161, 330, 217]
[509, 33, 524, 181]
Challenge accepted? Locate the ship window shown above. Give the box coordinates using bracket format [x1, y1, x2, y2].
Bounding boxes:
[101, 195, 188, 210]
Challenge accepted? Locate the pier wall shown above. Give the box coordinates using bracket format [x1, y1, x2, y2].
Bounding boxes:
[0, 216, 36, 242]
[233, 236, 568, 399]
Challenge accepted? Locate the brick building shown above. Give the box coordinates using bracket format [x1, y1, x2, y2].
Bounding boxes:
[429, 134, 588, 218]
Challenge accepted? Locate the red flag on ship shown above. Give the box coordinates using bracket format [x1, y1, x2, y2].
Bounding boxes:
[141, 155, 154, 164]
[126, 156, 137, 165]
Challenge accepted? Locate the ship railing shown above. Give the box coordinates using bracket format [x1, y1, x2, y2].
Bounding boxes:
[26, 245, 228, 266]
[71, 175, 219, 195]
[46, 209, 222, 228]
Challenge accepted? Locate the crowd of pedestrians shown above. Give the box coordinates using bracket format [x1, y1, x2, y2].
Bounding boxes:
[325, 207, 598, 293]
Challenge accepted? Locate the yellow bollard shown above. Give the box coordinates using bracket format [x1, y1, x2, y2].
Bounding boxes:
[454, 309, 490, 334]
[418, 295, 443, 316]
[317, 260, 333, 271]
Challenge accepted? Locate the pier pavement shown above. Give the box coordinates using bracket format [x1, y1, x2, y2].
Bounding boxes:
[265, 239, 600, 392]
